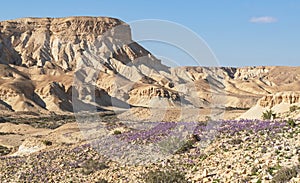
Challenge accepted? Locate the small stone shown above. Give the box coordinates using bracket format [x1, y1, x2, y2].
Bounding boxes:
[243, 137, 251, 141]
[239, 168, 247, 174]
[264, 173, 273, 180]
[246, 156, 251, 161]
[265, 159, 271, 166]
[202, 169, 208, 177]
[193, 172, 202, 180]
[189, 148, 196, 154]
[251, 178, 259, 183]
[292, 149, 298, 154]
[203, 177, 211, 182]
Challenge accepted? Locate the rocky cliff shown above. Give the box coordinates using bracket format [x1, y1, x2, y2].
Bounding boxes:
[259, 91, 300, 108]
[0, 17, 299, 114]
[239, 91, 300, 119]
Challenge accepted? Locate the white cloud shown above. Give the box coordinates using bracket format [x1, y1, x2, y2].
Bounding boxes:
[249, 16, 278, 23]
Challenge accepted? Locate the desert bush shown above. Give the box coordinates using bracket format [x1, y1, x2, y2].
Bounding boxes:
[175, 139, 195, 154]
[251, 166, 259, 175]
[205, 116, 212, 121]
[199, 153, 208, 161]
[113, 130, 122, 135]
[0, 117, 6, 123]
[290, 105, 299, 113]
[272, 165, 300, 183]
[42, 140, 53, 146]
[287, 118, 296, 128]
[262, 110, 276, 120]
[81, 159, 109, 175]
[267, 165, 281, 175]
[144, 169, 187, 183]
[0, 145, 11, 156]
[0, 132, 16, 135]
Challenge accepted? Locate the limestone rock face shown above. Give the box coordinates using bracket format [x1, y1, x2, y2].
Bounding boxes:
[0, 17, 299, 114]
[0, 17, 131, 68]
[259, 91, 300, 108]
[239, 91, 300, 119]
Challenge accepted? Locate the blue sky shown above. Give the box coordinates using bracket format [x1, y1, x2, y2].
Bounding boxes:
[0, 1, 299, 67]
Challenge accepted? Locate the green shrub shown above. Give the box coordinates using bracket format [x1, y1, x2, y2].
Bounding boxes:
[267, 166, 281, 175]
[262, 110, 276, 120]
[251, 166, 259, 175]
[199, 153, 208, 161]
[42, 140, 53, 146]
[287, 118, 296, 128]
[144, 169, 187, 183]
[290, 105, 299, 113]
[113, 130, 122, 135]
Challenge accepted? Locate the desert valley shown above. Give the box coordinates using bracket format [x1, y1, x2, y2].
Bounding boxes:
[0, 16, 299, 182]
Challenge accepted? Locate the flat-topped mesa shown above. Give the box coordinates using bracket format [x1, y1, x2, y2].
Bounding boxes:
[0, 16, 130, 39]
[0, 16, 135, 69]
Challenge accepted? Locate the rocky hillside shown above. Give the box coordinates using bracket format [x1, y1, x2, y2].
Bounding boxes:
[0, 17, 299, 114]
[240, 91, 300, 119]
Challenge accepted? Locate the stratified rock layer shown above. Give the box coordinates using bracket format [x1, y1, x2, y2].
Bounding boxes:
[0, 17, 299, 114]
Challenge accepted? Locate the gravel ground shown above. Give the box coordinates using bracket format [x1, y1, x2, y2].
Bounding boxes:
[0, 118, 300, 182]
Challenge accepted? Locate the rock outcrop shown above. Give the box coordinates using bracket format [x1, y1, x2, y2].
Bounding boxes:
[259, 91, 300, 108]
[239, 91, 300, 119]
